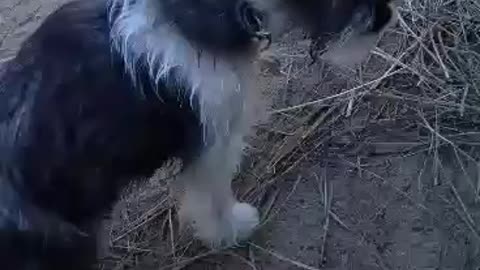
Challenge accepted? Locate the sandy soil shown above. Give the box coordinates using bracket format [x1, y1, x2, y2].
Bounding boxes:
[2, 1, 480, 270]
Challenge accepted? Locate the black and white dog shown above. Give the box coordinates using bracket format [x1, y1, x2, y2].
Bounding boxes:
[0, 0, 397, 268]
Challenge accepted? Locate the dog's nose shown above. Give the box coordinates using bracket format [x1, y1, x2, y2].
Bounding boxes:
[237, 1, 272, 49]
[368, 0, 396, 33]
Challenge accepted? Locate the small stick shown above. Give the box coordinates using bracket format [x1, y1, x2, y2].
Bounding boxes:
[249, 242, 322, 270]
[319, 173, 332, 265]
[270, 68, 403, 114]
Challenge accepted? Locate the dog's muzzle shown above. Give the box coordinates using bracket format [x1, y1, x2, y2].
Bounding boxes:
[237, 1, 272, 50]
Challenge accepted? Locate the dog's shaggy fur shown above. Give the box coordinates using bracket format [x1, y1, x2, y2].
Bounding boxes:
[0, 0, 397, 268]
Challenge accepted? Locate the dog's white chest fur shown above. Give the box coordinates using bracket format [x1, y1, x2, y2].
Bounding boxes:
[109, 0, 263, 144]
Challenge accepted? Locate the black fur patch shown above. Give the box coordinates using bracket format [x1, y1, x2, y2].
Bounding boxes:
[159, 0, 261, 52]
[0, 1, 203, 268]
[370, 0, 393, 33]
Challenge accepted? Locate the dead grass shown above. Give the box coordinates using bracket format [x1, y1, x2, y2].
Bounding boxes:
[99, 0, 480, 268]
[1, 0, 477, 269]
[100, 0, 480, 268]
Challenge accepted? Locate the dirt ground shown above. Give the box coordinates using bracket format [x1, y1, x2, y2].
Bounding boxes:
[2, 1, 480, 270]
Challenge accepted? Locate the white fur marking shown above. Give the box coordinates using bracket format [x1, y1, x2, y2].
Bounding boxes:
[109, 0, 261, 142]
[108, 0, 262, 246]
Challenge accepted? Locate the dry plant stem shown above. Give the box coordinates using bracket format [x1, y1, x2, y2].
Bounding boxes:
[302, 105, 341, 140]
[250, 126, 359, 199]
[417, 156, 429, 191]
[370, 93, 480, 113]
[158, 251, 218, 270]
[369, 35, 421, 90]
[112, 198, 169, 243]
[371, 48, 426, 82]
[270, 68, 403, 114]
[168, 209, 176, 258]
[259, 189, 279, 221]
[433, 108, 440, 186]
[259, 176, 302, 227]
[264, 132, 334, 185]
[477, 165, 480, 202]
[429, 28, 450, 79]
[419, 113, 479, 198]
[176, 240, 194, 259]
[248, 245, 257, 267]
[313, 173, 350, 231]
[269, 104, 341, 169]
[319, 172, 332, 265]
[397, 11, 440, 65]
[438, 194, 480, 244]
[249, 242, 322, 270]
[449, 182, 478, 235]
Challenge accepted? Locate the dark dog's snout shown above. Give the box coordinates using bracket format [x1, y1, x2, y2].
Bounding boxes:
[369, 0, 394, 33]
[236, 1, 271, 46]
[354, 0, 395, 34]
[237, 1, 262, 33]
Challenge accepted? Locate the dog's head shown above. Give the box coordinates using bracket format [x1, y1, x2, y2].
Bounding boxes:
[268, 0, 396, 36]
[252, 0, 398, 65]
[111, 0, 396, 64]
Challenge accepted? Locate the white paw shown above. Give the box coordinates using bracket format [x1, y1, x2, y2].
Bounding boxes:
[183, 201, 259, 248]
[231, 203, 259, 241]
